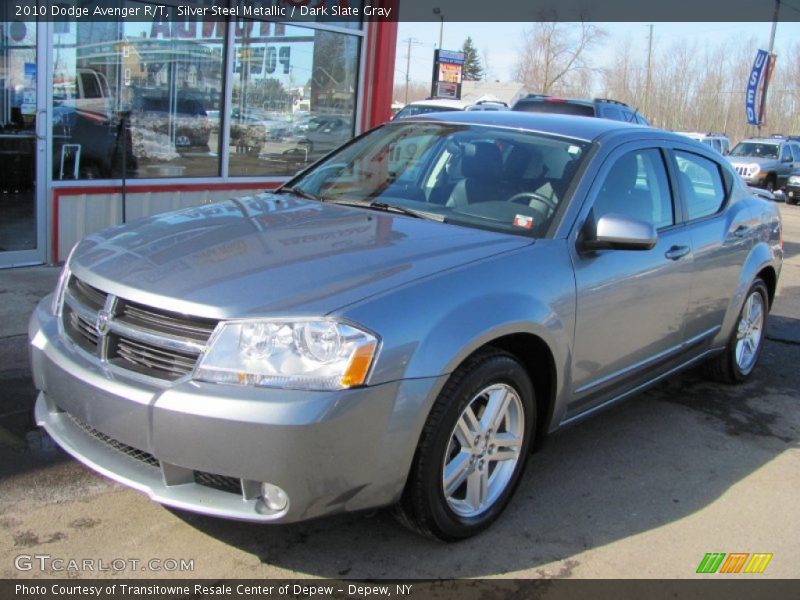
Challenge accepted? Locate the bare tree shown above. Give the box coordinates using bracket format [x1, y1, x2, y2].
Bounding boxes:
[513, 22, 606, 95]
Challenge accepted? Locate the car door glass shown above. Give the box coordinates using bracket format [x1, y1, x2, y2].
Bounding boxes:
[592, 149, 674, 229]
[601, 106, 624, 121]
[781, 144, 792, 162]
[790, 144, 800, 163]
[674, 151, 726, 220]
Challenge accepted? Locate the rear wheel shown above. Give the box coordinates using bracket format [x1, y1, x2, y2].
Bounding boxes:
[703, 279, 768, 383]
[395, 349, 535, 541]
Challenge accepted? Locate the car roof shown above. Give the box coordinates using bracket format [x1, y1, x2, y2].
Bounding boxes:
[402, 110, 652, 142]
[408, 98, 468, 110]
[740, 138, 784, 144]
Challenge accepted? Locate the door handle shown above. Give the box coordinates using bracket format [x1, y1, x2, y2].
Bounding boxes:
[733, 224, 750, 238]
[665, 245, 690, 260]
[36, 110, 47, 141]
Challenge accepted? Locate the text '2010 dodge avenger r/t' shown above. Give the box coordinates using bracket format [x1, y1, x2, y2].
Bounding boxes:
[30, 112, 782, 540]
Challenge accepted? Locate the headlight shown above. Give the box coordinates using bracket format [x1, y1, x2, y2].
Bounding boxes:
[789, 175, 800, 185]
[51, 244, 78, 316]
[194, 319, 379, 391]
[748, 163, 761, 177]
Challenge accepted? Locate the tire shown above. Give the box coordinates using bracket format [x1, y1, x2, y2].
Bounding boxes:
[764, 175, 776, 193]
[395, 348, 536, 541]
[703, 279, 768, 384]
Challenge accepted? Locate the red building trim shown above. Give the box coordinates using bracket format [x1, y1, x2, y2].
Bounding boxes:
[362, 8, 398, 129]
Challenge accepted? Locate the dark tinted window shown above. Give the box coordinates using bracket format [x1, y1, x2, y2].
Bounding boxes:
[513, 100, 595, 117]
[80, 72, 101, 99]
[791, 144, 800, 162]
[781, 144, 792, 162]
[593, 149, 674, 229]
[675, 151, 726, 220]
[601, 105, 624, 121]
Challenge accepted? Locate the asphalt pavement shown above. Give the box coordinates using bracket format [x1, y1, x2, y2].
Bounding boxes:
[0, 205, 798, 579]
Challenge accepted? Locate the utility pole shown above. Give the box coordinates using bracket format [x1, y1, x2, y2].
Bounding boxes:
[403, 37, 420, 104]
[433, 8, 444, 49]
[758, 0, 780, 130]
[644, 24, 653, 117]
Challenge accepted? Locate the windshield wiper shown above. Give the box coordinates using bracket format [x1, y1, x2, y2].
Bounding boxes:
[275, 186, 323, 202]
[330, 199, 445, 222]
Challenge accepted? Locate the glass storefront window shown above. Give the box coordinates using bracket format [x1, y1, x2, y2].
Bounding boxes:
[228, 22, 360, 177]
[52, 2, 224, 179]
[49, 4, 363, 181]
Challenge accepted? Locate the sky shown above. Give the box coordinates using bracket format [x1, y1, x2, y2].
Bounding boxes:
[394, 21, 800, 90]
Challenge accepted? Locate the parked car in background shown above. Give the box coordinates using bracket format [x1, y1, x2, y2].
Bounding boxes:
[727, 135, 800, 192]
[392, 98, 468, 119]
[465, 99, 509, 111]
[676, 132, 730, 155]
[784, 170, 800, 205]
[512, 94, 649, 125]
[295, 115, 353, 158]
[133, 96, 211, 148]
[31, 112, 782, 541]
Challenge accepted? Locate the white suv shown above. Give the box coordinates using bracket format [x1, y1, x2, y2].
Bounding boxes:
[676, 132, 730, 156]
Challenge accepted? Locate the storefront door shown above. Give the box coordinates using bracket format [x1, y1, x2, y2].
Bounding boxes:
[0, 18, 46, 267]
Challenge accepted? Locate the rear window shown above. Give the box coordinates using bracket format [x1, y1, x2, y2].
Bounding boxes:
[513, 100, 595, 117]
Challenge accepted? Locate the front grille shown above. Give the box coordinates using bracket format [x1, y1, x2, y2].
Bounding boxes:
[118, 302, 217, 343]
[61, 275, 218, 381]
[68, 414, 159, 468]
[193, 471, 242, 495]
[734, 165, 748, 177]
[114, 337, 198, 378]
[65, 306, 99, 351]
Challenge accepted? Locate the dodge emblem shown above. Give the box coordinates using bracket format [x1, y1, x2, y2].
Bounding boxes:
[95, 310, 111, 336]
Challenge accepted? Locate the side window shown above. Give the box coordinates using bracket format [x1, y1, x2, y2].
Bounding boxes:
[674, 151, 727, 220]
[600, 105, 623, 121]
[781, 144, 792, 163]
[79, 72, 102, 99]
[593, 149, 675, 230]
[790, 144, 800, 163]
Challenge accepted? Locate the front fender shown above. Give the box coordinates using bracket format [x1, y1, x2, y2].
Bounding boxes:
[337, 241, 576, 442]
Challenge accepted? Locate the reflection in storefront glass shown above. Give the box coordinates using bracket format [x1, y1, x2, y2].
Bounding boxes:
[49, 2, 362, 181]
[52, 3, 224, 179]
[228, 23, 360, 177]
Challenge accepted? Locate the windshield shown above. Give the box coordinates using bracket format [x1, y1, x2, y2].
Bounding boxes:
[394, 104, 463, 119]
[729, 142, 779, 159]
[284, 122, 589, 238]
[513, 100, 595, 117]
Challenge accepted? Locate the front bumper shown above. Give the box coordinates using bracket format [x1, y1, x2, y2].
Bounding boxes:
[30, 298, 445, 523]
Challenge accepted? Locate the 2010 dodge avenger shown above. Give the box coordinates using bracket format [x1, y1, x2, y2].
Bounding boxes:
[30, 112, 782, 540]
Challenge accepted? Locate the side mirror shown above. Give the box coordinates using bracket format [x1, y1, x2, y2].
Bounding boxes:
[580, 213, 657, 252]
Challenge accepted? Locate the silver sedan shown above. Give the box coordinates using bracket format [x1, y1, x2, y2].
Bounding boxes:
[30, 112, 783, 540]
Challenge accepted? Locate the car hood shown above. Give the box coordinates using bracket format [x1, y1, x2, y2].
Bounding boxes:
[727, 155, 778, 167]
[69, 194, 531, 318]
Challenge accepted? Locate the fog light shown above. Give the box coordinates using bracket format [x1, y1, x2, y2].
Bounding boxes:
[261, 483, 288, 511]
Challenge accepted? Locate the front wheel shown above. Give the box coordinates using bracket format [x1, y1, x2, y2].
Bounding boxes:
[703, 279, 768, 383]
[395, 349, 535, 541]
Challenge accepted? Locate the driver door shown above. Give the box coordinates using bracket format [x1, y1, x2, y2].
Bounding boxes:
[566, 145, 693, 420]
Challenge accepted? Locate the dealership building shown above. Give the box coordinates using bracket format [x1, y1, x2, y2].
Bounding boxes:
[0, 2, 397, 267]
